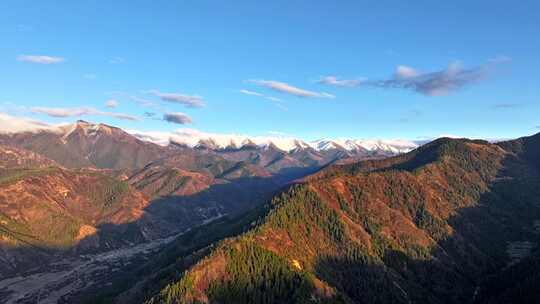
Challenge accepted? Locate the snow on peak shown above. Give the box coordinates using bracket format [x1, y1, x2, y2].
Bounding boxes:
[127, 128, 420, 154]
[0, 114, 420, 155]
[57, 121, 121, 140]
[310, 139, 345, 151]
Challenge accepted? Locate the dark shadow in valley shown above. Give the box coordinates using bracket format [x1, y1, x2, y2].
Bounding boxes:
[0, 173, 291, 303]
[4, 136, 540, 303]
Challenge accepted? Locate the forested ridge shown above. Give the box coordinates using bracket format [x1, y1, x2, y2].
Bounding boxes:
[141, 134, 540, 303]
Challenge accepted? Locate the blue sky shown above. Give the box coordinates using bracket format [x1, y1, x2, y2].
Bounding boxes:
[0, 1, 539, 141]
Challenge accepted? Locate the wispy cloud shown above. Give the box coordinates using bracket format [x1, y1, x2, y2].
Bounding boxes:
[0, 112, 56, 134]
[142, 111, 161, 121]
[239, 89, 264, 97]
[363, 60, 508, 96]
[266, 96, 283, 102]
[318, 76, 363, 87]
[129, 96, 158, 108]
[108, 92, 167, 113]
[249, 80, 335, 99]
[149, 90, 206, 108]
[30, 106, 139, 121]
[105, 99, 119, 108]
[31, 107, 91, 117]
[104, 112, 139, 121]
[239, 89, 284, 107]
[17, 55, 65, 64]
[163, 112, 193, 124]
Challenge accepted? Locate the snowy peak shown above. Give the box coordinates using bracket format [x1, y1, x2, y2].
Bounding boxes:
[49, 122, 420, 155]
[240, 139, 258, 149]
[58, 120, 123, 139]
[310, 139, 347, 151]
[162, 134, 420, 155]
[289, 139, 313, 153]
[194, 138, 221, 150]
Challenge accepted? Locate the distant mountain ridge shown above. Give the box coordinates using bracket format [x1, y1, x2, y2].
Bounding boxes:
[0, 120, 175, 169]
[2, 120, 540, 303]
[126, 128, 421, 154]
[135, 132, 540, 304]
[166, 135, 418, 154]
[0, 121, 419, 171]
[1, 120, 396, 280]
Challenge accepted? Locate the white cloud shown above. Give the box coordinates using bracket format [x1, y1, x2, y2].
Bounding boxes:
[0, 112, 60, 133]
[31, 107, 90, 117]
[249, 80, 335, 99]
[17, 55, 65, 64]
[149, 90, 206, 108]
[240, 89, 283, 104]
[125, 130, 173, 146]
[318, 59, 508, 97]
[30, 106, 139, 121]
[239, 89, 264, 97]
[163, 112, 193, 124]
[107, 112, 138, 121]
[318, 76, 363, 87]
[130, 96, 158, 108]
[265, 96, 283, 102]
[108, 92, 167, 113]
[370, 62, 489, 96]
[105, 99, 119, 108]
[395, 65, 419, 79]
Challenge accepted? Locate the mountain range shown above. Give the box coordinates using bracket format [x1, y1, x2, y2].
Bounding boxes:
[131, 132, 540, 304]
[130, 128, 420, 155]
[1, 121, 539, 304]
[0, 121, 400, 281]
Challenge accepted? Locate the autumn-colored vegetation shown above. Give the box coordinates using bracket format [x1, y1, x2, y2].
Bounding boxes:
[147, 135, 540, 304]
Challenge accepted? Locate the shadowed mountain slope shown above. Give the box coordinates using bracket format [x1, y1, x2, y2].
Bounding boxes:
[143, 133, 540, 304]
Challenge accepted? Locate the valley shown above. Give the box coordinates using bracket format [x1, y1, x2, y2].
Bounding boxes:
[0, 225, 188, 304]
[1, 3, 538, 303]
[0, 121, 399, 303]
[1, 121, 539, 303]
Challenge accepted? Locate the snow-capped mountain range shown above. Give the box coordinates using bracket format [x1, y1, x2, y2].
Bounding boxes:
[0, 114, 421, 155]
[127, 128, 421, 154]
